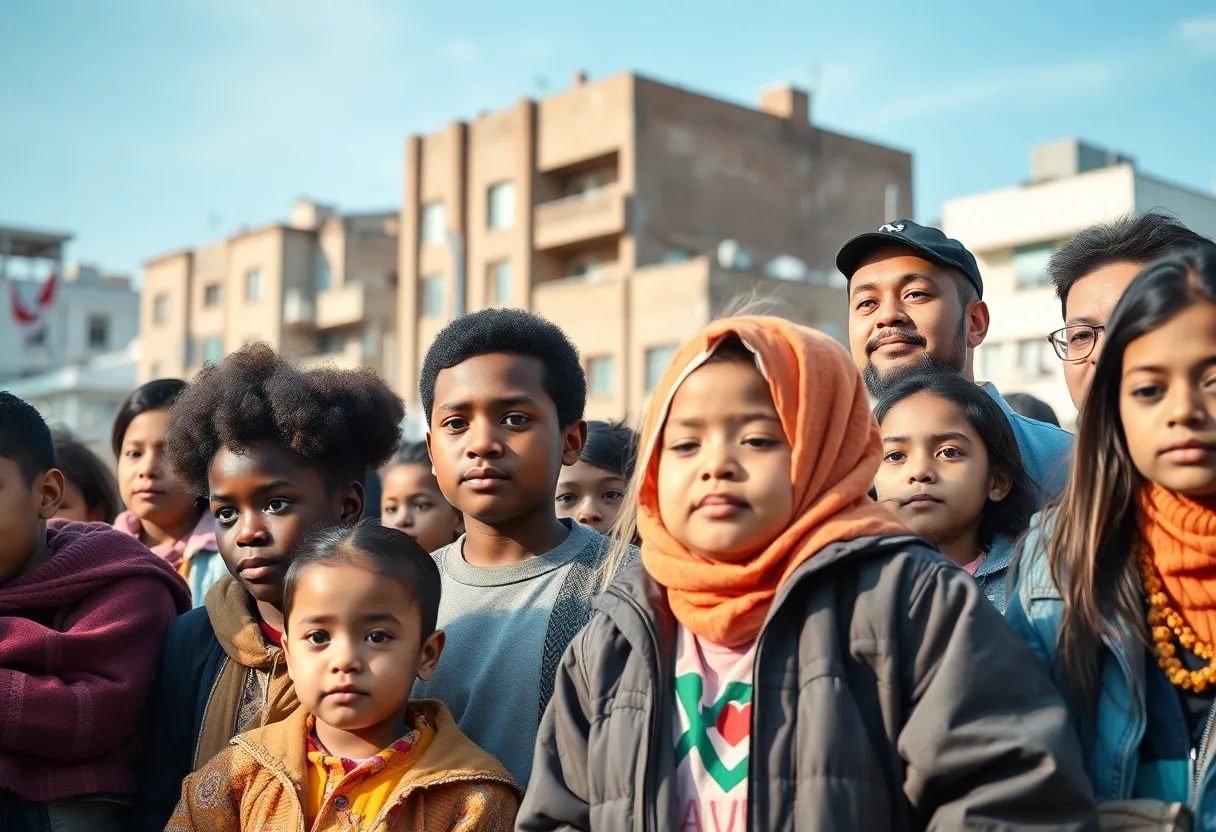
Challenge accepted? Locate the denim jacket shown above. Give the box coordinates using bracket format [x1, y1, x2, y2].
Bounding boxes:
[1006, 516, 1216, 826]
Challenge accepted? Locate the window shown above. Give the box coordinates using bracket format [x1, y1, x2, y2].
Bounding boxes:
[978, 343, 1004, 380]
[315, 255, 332, 292]
[490, 260, 512, 304]
[421, 201, 446, 246]
[566, 257, 604, 282]
[1017, 338, 1051, 378]
[203, 284, 221, 307]
[87, 314, 109, 349]
[565, 171, 610, 199]
[244, 268, 263, 301]
[422, 276, 445, 318]
[202, 337, 224, 365]
[153, 294, 169, 325]
[645, 345, 678, 392]
[487, 182, 515, 230]
[586, 356, 614, 397]
[884, 183, 901, 222]
[1013, 242, 1055, 289]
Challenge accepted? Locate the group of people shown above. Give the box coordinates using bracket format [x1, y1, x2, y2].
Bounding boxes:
[0, 209, 1213, 831]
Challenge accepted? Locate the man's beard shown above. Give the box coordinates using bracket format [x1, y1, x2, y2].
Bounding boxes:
[862, 322, 968, 398]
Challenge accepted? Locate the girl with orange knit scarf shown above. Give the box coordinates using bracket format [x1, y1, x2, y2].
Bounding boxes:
[1007, 243, 1216, 826]
[517, 316, 1096, 831]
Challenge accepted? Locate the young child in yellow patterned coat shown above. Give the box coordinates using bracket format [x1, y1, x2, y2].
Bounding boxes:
[166, 523, 521, 831]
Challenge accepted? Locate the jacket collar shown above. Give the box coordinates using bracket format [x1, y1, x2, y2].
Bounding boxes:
[601, 534, 929, 644]
[231, 700, 521, 800]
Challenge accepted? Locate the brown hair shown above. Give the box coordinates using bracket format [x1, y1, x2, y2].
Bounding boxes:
[1045, 242, 1216, 710]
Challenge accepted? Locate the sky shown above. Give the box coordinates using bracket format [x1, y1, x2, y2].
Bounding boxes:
[1, 0, 1214, 280]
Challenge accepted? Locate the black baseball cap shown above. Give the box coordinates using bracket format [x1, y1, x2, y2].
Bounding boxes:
[836, 219, 983, 298]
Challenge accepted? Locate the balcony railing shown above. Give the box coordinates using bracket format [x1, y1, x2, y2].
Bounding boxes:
[533, 183, 627, 251]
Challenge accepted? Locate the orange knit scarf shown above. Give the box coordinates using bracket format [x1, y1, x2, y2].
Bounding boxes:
[638, 317, 907, 648]
[1140, 483, 1216, 643]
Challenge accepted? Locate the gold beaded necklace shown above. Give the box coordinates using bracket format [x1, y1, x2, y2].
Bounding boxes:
[1139, 545, 1216, 693]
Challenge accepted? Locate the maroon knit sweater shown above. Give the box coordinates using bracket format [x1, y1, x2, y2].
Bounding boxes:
[0, 520, 191, 802]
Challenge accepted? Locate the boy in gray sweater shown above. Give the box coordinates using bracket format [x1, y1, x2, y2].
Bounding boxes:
[412, 309, 624, 786]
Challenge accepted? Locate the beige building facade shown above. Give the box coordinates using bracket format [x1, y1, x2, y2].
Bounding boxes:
[943, 139, 1216, 428]
[397, 71, 912, 429]
[140, 202, 399, 383]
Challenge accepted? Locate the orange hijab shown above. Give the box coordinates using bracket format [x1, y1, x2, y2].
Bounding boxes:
[638, 316, 907, 647]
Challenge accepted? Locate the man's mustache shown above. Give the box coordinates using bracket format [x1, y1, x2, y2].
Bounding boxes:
[866, 329, 927, 356]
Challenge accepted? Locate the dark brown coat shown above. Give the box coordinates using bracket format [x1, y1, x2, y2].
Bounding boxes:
[517, 535, 1098, 831]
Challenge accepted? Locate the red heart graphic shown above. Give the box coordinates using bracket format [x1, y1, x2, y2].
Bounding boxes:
[715, 702, 751, 747]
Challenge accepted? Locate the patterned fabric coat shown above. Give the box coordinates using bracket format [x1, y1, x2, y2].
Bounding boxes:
[166, 700, 521, 832]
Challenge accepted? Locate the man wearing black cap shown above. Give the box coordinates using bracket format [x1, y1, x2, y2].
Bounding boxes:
[838, 219, 1072, 500]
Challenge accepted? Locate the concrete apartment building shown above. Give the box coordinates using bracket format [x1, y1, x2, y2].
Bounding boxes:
[944, 138, 1216, 428]
[140, 201, 399, 383]
[398, 71, 912, 424]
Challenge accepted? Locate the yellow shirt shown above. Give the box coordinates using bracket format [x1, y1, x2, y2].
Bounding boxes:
[305, 709, 435, 831]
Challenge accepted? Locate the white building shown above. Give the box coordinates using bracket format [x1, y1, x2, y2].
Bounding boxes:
[0, 341, 140, 453]
[1, 224, 140, 451]
[1, 225, 140, 384]
[943, 139, 1216, 428]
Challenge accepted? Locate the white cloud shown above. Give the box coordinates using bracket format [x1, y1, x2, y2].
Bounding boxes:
[1178, 14, 1216, 52]
[857, 60, 1116, 130]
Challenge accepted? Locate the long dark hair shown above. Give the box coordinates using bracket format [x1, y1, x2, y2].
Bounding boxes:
[874, 367, 1037, 551]
[1049, 242, 1216, 710]
[52, 430, 122, 523]
[111, 378, 188, 458]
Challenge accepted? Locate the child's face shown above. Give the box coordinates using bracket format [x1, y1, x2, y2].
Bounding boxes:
[874, 393, 1009, 547]
[656, 358, 793, 563]
[0, 460, 62, 584]
[1121, 302, 1216, 497]
[117, 409, 198, 531]
[283, 563, 443, 745]
[380, 463, 463, 553]
[209, 443, 363, 607]
[555, 460, 627, 535]
[427, 353, 584, 527]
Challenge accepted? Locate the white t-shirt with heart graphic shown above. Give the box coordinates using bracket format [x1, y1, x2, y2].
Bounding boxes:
[673, 624, 756, 832]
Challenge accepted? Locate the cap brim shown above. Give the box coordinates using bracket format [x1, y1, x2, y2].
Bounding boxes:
[836, 231, 950, 281]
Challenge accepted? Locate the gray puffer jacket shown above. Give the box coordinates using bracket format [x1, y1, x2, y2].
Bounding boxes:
[517, 535, 1098, 832]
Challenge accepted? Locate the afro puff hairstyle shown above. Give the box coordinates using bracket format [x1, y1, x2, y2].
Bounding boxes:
[419, 308, 586, 427]
[164, 343, 405, 500]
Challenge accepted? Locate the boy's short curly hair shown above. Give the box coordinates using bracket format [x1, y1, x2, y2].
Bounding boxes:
[419, 308, 586, 427]
[164, 343, 405, 499]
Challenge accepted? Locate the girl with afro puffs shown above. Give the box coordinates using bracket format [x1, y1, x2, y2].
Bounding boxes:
[128, 344, 404, 831]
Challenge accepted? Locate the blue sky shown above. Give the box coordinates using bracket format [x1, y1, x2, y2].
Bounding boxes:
[1, 0, 1213, 279]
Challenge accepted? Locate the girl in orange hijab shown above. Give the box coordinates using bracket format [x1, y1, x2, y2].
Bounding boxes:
[518, 316, 1096, 831]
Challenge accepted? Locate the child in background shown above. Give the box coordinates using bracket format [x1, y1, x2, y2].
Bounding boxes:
[381, 441, 464, 552]
[413, 308, 632, 787]
[51, 429, 122, 523]
[1008, 243, 1216, 819]
[0, 393, 189, 831]
[130, 344, 403, 832]
[111, 379, 226, 605]
[555, 420, 637, 535]
[519, 317, 1096, 830]
[872, 368, 1037, 611]
[168, 523, 520, 831]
